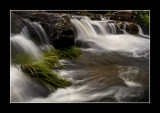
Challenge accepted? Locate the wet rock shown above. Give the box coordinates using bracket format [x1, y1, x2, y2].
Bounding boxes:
[115, 22, 125, 34]
[90, 14, 102, 20]
[126, 23, 139, 34]
[11, 12, 26, 34]
[75, 40, 96, 48]
[115, 21, 139, 34]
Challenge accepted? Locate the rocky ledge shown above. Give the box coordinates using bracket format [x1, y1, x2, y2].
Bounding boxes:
[11, 11, 74, 49]
[107, 11, 134, 21]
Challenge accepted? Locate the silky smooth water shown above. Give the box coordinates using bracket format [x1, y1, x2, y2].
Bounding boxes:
[10, 16, 149, 102]
[29, 48, 149, 102]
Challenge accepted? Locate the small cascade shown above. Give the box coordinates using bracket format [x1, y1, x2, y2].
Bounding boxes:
[11, 19, 53, 102]
[71, 16, 149, 57]
[21, 19, 50, 45]
[11, 14, 149, 103]
[91, 20, 117, 35]
[121, 24, 128, 34]
[91, 21, 108, 35]
[100, 15, 105, 20]
[10, 66, 50, 102]
[137, 25, 144, 35]
[11, 34, 42, 59]
[105, 23, 117, 34]
[137, 25, 149, 39]
[71, 18, 97, 40]
[11, 19, 53, 59]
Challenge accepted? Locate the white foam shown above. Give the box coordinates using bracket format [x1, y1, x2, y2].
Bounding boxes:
[71, 17, 149, 57]
[118, 66, 142, 87]
[11, 34, 42, 58]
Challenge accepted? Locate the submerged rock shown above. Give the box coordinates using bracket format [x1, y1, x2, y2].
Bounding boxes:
[11, 11, 74, 49]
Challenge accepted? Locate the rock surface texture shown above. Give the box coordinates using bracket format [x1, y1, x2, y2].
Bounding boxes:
[108, 11, 134, 21]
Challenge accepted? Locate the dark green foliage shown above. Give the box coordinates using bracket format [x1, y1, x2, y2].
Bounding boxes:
[132, 11, 149, 34]
[80, 10, 89, 14]
[105, 11, 111, 16]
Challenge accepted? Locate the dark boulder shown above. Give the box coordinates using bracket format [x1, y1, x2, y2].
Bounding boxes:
[90, 14, 102, 20]
[108, 11, 134, 21]
[11, 11, 75, 49]
[126, 23, 139, 34]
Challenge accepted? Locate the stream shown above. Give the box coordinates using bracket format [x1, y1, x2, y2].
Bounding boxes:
[10, 15, 149, 103]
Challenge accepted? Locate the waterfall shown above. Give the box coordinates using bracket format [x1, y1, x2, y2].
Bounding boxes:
[11, 14, 149, 103]
[71, 17, 149, 57]
[121, 24, 128, 34]
[10, 66, 50, 102]
[10, 19, 53, 102]
[91, 21, 108, 35]
[91, 20, 117, 35]
[21, 19, 50, 45]
[11, 19, 53, 59]
[106, 23, 117, 34]
[137, 25, 149, 39]
[137, 25, 144, 35]
[11, 34, 42, 58]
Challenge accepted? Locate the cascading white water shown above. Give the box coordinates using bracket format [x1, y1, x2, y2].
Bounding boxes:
[10, 66, 50, 102]
[11, 21, 53, 102]
[71, 17, 149, 57]
[11, 19, 53, 58]
[91, 20, 117, 35]
[137, 25, 144, 35]
[11, 15, 149, 103]
[91, 21, 108, 35]
[137, 25, 150, 39]
[121, 24, 128, 34]
[106, 23, 117, 34]
[11, 34, 42, 58]
[118, 66, 141, 87]
[21, 19, 50, 45]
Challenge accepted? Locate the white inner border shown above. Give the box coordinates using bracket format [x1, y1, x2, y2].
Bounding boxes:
[10, 10, 150, 104]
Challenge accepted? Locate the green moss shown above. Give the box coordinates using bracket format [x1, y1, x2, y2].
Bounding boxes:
[55, 46, 82, 59]
[105, 11, 111, 16]
[80, 10, 89, 14]
[132, 11, 149, 34]
[133, 11, 149, 25]
[43, 46, 82, 60]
